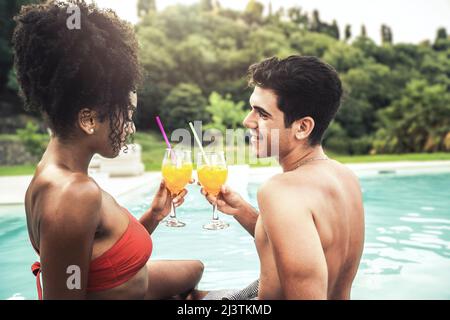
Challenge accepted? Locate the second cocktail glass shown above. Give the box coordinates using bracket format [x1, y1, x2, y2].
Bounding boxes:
[197, 151, 229, 230]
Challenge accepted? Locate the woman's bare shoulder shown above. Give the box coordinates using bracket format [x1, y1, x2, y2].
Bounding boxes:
[32, 167, 102, 224]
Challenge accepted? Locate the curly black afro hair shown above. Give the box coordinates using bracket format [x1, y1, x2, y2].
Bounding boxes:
[12, 0, 142, 153]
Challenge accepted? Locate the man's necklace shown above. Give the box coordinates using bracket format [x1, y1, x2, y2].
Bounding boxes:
[295, 156, 329, 169]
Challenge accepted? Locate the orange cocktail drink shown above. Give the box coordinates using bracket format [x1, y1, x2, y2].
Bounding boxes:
[197, 165, 228, 196]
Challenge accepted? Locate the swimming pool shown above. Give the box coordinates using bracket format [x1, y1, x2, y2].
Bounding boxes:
[1, 171, 449, 299]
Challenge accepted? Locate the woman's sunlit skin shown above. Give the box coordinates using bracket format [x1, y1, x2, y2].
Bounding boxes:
[15, 1, 204, 300]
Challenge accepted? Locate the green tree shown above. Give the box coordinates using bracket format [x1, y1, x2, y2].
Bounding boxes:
[323, 42, 366, 72]
[0, 0, 37, 94]
[344, 24, 352, 42]
[204, 92, 247, 132]
[160, 83, 209, 131]
[130, 2, 450, 157]
[381, 24, 393, 44]
[433, 27, 449, 51]
[309, 10, 320, 32]
[289, 32, 336, 57]
[247, 27, 292, 59]
[360, 24, 367, 38]
[16, 121, 47, 158]
[200, 0, 213, 12]
[137, 0, 156, 18]
[374, 79, 450, 153]
[338, 62, 393, 137]
[330, 20, 340, 40]
[147, 4, 203, 41]
[135, 25, 175, 129]
[244, 0, 264, 25]
[322, 122, 351, 154]
[353, 35, 377, 56]
[287, 6, 308, 29]
[335, 94, 372, 139]
[419, 47, 450, 86]
[173, 34, 217, 90]
[274, 7, 285, 20]
[308, 11, 339, 39]
[436, 27, 448, 39]
[391, 43, 427, 69]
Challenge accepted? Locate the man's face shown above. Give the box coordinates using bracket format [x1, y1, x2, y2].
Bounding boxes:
[243, 86, 291, 158]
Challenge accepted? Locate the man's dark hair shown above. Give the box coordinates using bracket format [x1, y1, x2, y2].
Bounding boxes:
[12, 0, 142, 153]
[248, 55, 342, 146]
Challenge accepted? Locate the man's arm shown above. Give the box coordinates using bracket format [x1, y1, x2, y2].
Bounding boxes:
[232, 204, 259, 237]
[257, 179, 328, 299]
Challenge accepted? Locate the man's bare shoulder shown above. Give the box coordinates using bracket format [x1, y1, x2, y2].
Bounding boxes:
[329, 159, 360, 180]
[257, 160, 360, 206]
[258, 169, 319, 197]
[258, 173, 294, 196]
[292, 160, 359, 188]
[257, 173, 315, 215]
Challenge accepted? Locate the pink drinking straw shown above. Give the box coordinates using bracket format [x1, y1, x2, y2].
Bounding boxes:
[155, 116, 175, 161]
[156, 116, 172, 149]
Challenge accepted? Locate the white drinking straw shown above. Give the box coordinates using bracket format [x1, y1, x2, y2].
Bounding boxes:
[188, 122, 210, 166]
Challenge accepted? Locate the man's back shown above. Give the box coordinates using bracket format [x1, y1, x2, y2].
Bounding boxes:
[256, 160, 365, 299]
[308, 160, 365, 299]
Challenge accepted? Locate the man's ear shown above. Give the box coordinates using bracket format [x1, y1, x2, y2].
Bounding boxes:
[78, 108, 97, 135]
[293, 117, 315, 141]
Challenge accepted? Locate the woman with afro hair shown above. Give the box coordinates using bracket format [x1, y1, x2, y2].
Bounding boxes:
[14, 0, 205, 300]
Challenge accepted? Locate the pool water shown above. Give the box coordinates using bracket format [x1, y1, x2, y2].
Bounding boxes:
[1, 171, 449, 299]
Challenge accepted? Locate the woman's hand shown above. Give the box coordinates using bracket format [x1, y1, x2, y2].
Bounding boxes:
[150, 178, 194, 222]
[140, 178, 194, 234]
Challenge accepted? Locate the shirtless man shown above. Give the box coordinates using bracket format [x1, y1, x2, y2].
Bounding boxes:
[201, 56, 365, 300]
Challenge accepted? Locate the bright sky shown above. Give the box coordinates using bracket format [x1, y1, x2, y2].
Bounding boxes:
[93, 0, 450, 44]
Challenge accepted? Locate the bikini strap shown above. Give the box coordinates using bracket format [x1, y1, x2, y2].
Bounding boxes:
[31, 262, 43, 300]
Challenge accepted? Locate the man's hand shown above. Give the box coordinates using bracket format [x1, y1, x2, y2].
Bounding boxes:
[200, 184, 250, 216]
[200, 184, 259, 236]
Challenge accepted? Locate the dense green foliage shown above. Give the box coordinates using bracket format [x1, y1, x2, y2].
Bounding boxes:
[1, 0, 449, 155]
[133, 1, 450, 154]
[16, 121, 47, 157]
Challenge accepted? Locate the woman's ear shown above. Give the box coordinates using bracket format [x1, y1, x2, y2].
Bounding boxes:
[293, 117, 315, 141]
[78, 108, 97, 135]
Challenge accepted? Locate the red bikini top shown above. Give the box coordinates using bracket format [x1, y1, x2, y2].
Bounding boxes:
[31, 208, 153, 299]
